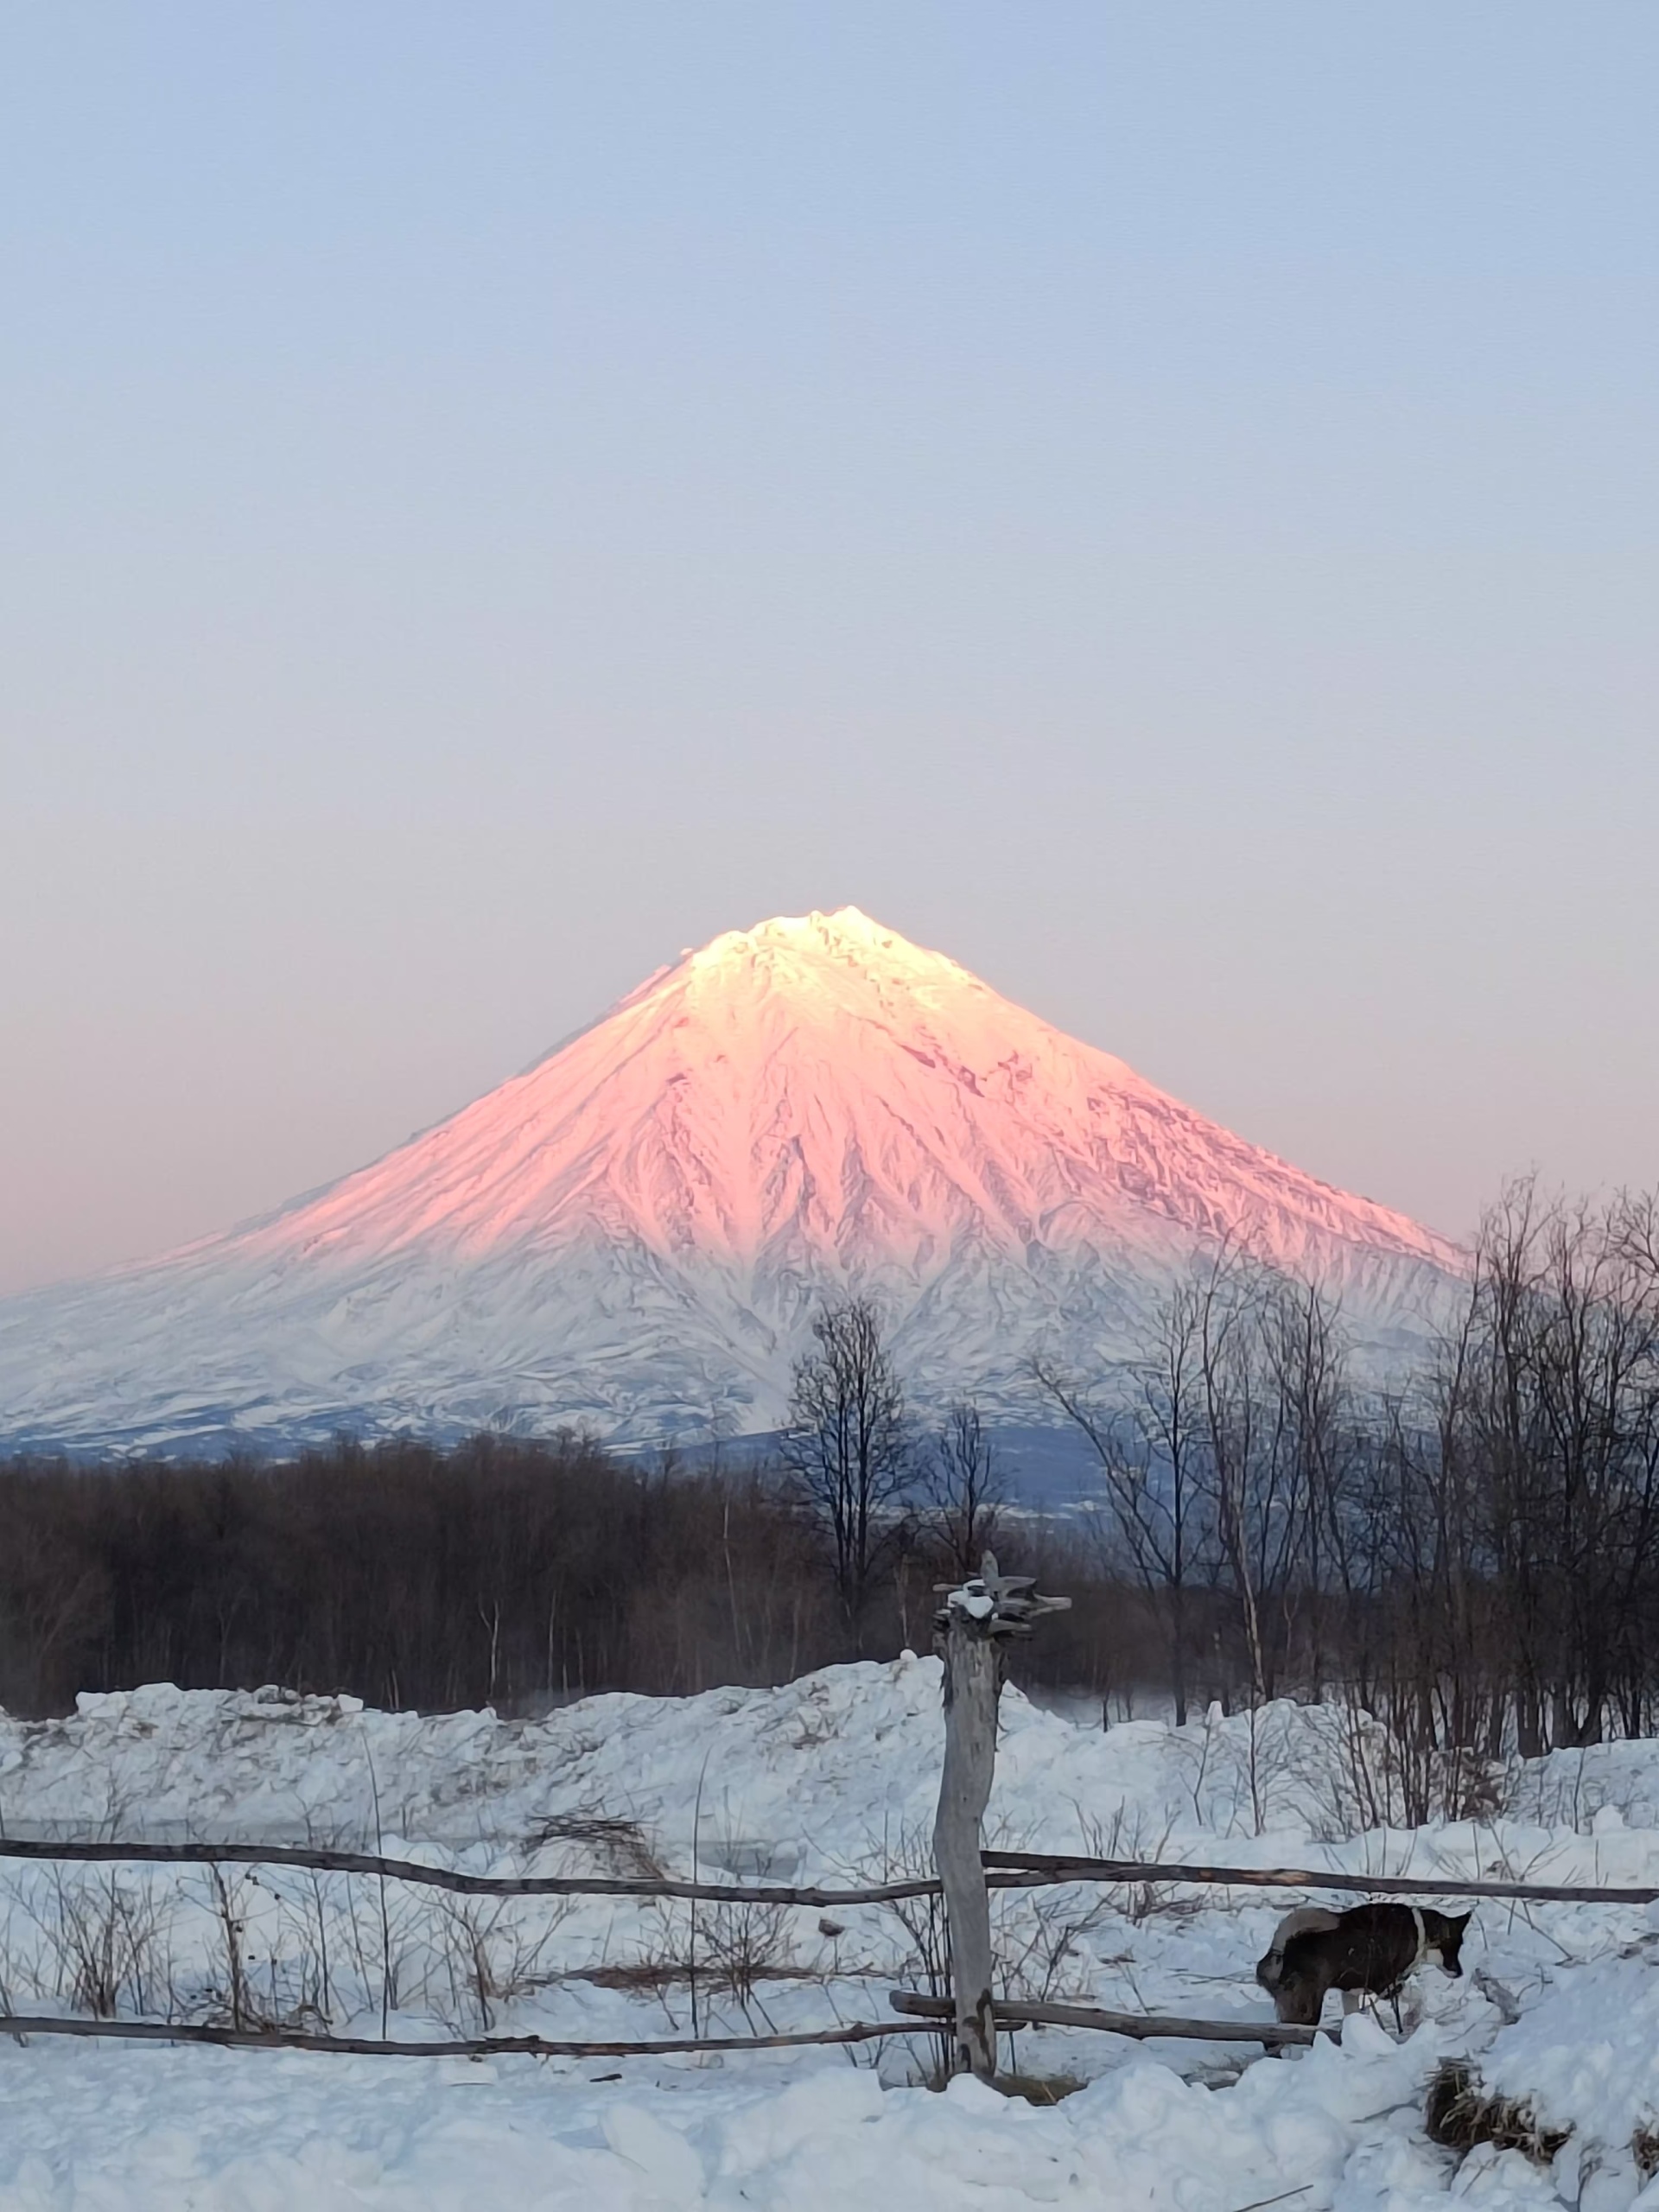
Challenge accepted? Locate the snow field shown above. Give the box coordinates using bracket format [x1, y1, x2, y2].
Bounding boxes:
[0, 1658, 1656, 2205]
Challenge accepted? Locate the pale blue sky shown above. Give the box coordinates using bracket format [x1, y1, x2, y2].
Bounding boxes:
[3, 4, 1656, 1293]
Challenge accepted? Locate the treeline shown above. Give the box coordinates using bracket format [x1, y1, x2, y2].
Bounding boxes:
[0, 1438, 817, 1715]
[1039, 1180, 1659, 1790]
[0, 1431, 1147, 1719]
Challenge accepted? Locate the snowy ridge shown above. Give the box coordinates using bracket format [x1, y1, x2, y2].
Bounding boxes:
[0, 908, 1465, 1454]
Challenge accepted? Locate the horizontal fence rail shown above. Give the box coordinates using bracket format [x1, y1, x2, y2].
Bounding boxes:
[0, 1835, 1650, 1910]
[0, 1837, 942, 1907]
[0, 2014, 922, 2060]
[981, 1850, 1659, 1908]
[890, 1991, 1335, 2050]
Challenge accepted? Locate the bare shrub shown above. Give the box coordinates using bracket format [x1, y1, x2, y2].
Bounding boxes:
[336, 1879, 423, 2027]
[432, 1895, 569, 2036]
[28, 1867, 173, 2018]
[867, 1826, 953, 2078]
[609, 1890, 798, 2035]
[697, 1901, 792, 2027]
[530, 1812, 663, 1878]
[199, 1866, 264, 2031]
[1073, 1804, 1185, 1923]
[1000, 1890, 1114, 2005]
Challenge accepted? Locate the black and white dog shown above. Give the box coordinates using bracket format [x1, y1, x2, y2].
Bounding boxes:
[1256, 1903, 1471, 2026]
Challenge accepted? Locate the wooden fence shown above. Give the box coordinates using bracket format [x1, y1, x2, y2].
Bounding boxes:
[0, 1562, 1646, 2073]
[0, 1833, 1650, 1910]
[0, 1827, 1639, 2064]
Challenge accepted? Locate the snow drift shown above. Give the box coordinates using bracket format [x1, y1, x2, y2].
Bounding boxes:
[0, 907, 1464, 1455]
[0, 1663, 1655, 2209]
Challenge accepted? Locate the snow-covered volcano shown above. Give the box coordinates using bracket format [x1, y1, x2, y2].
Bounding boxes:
[0, 908, 1462, 1455]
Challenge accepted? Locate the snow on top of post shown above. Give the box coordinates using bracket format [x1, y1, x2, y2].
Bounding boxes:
[935, 1551, 1071, 1638]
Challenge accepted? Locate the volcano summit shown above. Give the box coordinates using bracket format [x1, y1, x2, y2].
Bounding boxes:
[0, 909, 1462, 1455]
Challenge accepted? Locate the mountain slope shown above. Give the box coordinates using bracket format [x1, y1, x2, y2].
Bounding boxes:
[0, 909, 1463, 1453]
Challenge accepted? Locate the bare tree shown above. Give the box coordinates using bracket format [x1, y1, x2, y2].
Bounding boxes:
[1038, 1255, 1362, 1720]
[782, 1298, 914, 1644]
[1035, 1278, 1216, 1726]
[1457, 1183, 1659, 1751]
[1318, 1181, 1659, 1793]
[1260, 1273, 1356, 1699]
[922, 1403, 1005, 1580]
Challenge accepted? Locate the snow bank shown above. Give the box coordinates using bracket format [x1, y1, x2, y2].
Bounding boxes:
[1483, 1954, 1659, 2159]
[13, 1660, 1653, 1873]
[0, 2016, 1451, 2212]
[0, 1662, 1656, 2205]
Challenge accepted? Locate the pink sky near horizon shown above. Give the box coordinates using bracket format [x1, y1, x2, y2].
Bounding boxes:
[3, 5, 1656, 1297]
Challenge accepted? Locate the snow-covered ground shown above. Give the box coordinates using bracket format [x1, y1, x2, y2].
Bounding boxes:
[0, 1659, 1655, 2209]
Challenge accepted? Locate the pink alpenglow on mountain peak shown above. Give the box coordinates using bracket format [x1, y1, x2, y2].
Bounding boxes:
[0, 910, 1462, 1455]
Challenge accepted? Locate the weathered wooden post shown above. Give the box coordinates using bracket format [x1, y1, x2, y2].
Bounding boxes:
[932, 1553, 1069, 2082]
